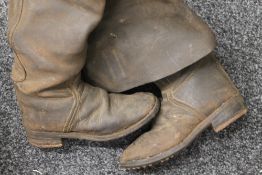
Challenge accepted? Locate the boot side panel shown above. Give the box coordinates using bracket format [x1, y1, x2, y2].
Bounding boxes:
[15, 88, 74, 132]
[173, 56, 239, 116]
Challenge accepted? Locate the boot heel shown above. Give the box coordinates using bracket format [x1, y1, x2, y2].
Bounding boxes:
[27, 134, 63, 148]
[211, 95, 247, 132]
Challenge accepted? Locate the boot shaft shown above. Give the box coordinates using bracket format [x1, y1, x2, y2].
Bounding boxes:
[8, 0, 105, 95]
[84, 0, 216, 92]
[8, 0, 105, 132]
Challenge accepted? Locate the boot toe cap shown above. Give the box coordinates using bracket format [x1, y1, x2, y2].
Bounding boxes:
[120, 129, 180, 167]
[111, 92, 159, 132]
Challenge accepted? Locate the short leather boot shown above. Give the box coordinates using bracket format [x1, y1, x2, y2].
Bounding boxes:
[8, 0, 159, 148]
[120, 55, 247, 168]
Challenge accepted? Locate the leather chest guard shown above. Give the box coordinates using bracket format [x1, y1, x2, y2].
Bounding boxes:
[84, 0, 216, 92]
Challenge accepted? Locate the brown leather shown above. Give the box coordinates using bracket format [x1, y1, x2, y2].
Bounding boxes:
[8, 0, 159, 147]
[84, 0, 216, 92]
[120, 55, 247, 168]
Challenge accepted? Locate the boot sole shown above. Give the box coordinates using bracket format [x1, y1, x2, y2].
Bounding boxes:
[120, 95, 248, 169]
[26, 97, 160, 148]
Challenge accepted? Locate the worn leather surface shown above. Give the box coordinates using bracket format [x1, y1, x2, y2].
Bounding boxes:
[120, 55, 241, 163]
[84, 0, 216, 92]
[8, 0, 158, 136]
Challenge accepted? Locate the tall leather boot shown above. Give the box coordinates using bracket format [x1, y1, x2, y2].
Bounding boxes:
[85, 0, 216, 92]
[8, 0, 159, 148]
[120, 55, 247, 168]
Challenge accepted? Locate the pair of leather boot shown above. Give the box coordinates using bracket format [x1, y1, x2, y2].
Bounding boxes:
[85, 1, 247, 168]
[8, 0, 247, 169]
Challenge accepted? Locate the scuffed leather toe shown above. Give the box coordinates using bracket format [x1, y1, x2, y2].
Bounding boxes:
[120, 99, 204, 167]
[120, 128, 177, 165]
[108, 92, 158, 132]
[74, 86, 159, 136]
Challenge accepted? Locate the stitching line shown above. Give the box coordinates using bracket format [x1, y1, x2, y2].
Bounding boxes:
[63, 80, 78, 132]
[9, 0, 27, 82]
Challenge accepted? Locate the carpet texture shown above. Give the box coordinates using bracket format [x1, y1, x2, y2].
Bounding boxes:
[0, 0, 261, 174]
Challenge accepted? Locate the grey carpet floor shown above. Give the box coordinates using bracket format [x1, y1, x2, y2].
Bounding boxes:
[0, 0, 261, 174]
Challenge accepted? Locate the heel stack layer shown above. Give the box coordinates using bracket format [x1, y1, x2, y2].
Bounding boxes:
[211, 95, 247, 132]
[27, 134, 63, 148]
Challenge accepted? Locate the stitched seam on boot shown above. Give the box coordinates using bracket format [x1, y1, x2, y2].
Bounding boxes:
[71, 82, 85, 130]
[63, 81, 78, 132]
[63, 76, 85, 132]
[9, 0, 27, 82]
[167, 90, 207, 120]
[8, 0, 23, 49]
[68, 81, 83, 131]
